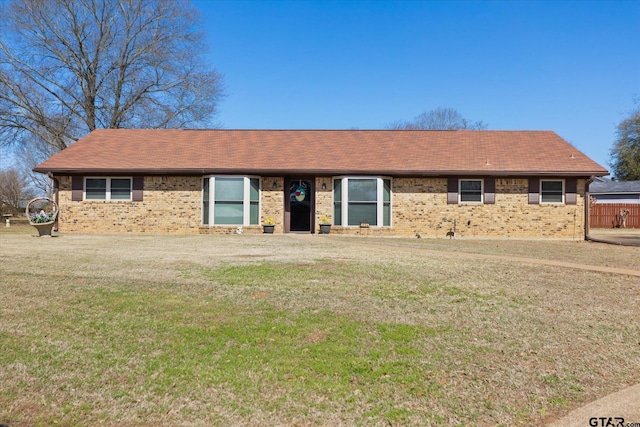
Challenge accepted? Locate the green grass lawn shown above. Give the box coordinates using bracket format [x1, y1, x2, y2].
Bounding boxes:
[1, 233, 638, 426]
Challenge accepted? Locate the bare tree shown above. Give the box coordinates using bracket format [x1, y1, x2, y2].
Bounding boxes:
[387, 107, 487, 130]
[0, 168, 35, 215]
[0, 0, 224, 154]
[16, 135, 60, 196]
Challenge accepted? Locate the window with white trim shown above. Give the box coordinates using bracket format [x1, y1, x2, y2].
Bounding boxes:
[202, 176, 260, 225]
[333, 177, 391, 227]
[459, 179, 483, 203]
[84, 177, 132, 201]
[540, 180, 564, 203]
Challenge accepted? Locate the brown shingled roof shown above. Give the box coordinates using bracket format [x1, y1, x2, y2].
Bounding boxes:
[33, 129, 608, 177]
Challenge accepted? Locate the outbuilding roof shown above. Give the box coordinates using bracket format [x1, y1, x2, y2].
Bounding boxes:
[34, 129, 608, 177]
[590, 180, 640, 194]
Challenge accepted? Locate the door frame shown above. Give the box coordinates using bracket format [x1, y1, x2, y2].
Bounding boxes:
[284, 176, 316, 233]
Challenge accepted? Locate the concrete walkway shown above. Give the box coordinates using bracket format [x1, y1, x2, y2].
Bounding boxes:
[547, 383, 640, 426]
[589, 228, 640, 246]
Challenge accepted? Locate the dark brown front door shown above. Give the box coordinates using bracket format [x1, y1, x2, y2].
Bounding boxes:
[285, 178, 315, 233]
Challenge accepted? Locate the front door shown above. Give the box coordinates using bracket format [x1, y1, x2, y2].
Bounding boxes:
[285, 178, 314, 233]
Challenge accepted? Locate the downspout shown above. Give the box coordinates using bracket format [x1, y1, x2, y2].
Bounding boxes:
[584, 175, 595, 242]
[48, 173, 60, 232]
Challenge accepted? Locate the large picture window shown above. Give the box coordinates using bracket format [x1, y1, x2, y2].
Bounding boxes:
[333, 177, 391, 227]
[84, 177, 132, 201]
[202, 176, 260, 225]
[540, 180, 564, 203]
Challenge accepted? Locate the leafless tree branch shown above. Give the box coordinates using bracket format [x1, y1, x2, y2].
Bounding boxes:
[0, 0, 225, 158]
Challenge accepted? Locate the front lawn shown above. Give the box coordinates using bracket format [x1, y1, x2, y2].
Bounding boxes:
[0, 234, 638, 426]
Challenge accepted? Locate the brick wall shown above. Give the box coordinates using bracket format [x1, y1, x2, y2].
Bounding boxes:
[56, 175, 586, 239]
[57, 176, 203, 234]
[315, 177, 585, 239]
[326, 177, 585, 239]
[315, 177, 333, 232]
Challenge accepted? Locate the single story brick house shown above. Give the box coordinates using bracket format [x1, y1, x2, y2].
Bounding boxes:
[34, 129, 608, 239]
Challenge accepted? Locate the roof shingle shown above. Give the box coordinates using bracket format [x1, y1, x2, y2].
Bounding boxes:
[34, 129, 608, 176]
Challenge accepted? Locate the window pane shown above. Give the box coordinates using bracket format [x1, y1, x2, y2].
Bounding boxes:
[542, 193, 563, 203]
[334, 202, 342, 226]
[348, 179, 377, 202]
[203, 202, 210, 225]
[214, 202, 243, 224]
[333, 179, 342, 226]
[111, 179, 131, 200]
[542, 181, 563, 192]
[348, 203, 377, 226]
[250, 178, 259, 202]
[460, 180, 481, 192]
[215, 178, 244, 201]
[250, 201, 259, 225]
[460, 192, 482, 202]
[86, 178, 106, 200]
[383, 203, 390, 226]
[202, 179, 210, 225]
[383, 179, 391, 202]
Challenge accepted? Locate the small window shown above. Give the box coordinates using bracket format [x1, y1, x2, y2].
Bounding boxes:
[541, 180, 564, 203]
[111, 179, 132, 200]
[85, 177, 131, 201]
[459, 179, 483, 203]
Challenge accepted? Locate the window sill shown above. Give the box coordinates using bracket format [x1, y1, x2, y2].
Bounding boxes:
[332, 225, 391, 229]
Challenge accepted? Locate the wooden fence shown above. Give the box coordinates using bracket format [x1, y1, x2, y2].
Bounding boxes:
[590, 203, 640, 229]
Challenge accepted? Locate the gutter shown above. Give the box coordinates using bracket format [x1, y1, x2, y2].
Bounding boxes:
[33, 167, 609, 178]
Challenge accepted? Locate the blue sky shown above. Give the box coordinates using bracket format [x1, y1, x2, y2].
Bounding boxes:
[193, 0, 640, 173]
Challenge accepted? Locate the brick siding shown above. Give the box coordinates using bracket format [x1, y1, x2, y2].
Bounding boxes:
[55, 175, 586, 239]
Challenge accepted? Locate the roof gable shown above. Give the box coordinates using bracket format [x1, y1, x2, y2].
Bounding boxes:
[34, 129, 608, 177]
